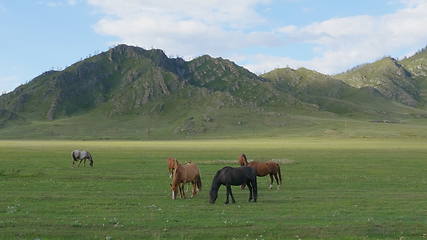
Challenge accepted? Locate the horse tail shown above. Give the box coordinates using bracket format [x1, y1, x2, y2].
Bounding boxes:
[277, 163, 282, 185]
[196, 174, 202, 191]
[71, 151, 77, 161]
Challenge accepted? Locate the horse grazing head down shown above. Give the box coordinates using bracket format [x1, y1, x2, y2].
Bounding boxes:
[71, 150, 94, 168]
[209, 166, 257, 204]
[170, 162, 202, 200]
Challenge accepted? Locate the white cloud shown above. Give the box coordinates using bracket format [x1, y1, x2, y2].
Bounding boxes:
[88, 0, 427, 75]
[271, 1, 427, 74]
[88, 0, 277, 58]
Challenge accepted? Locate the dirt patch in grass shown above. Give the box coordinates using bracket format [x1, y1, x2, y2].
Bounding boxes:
[199, 158, 296, 165]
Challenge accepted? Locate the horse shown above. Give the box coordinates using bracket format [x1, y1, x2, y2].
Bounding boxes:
[167, 157, 176, 178]
[209, 166, 257, 204]
[71, 150, 94, 167]
[167, 158, 186, 196]
[238, 153, 282, 189]
[170, 159, 202, 199]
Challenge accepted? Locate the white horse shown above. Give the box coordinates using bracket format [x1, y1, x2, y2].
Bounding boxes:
[71, 150, 93, 167]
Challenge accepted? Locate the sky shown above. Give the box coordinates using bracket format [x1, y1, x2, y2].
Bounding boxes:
[1, 0, 427, 93]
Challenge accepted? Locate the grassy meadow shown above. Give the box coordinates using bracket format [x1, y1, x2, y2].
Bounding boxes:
[1, 138, 427, 239]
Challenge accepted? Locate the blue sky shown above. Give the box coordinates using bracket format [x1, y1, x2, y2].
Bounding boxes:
[1, 0, 427, 93]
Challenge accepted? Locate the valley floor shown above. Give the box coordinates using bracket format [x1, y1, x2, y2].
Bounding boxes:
[1, 138, 426, 239]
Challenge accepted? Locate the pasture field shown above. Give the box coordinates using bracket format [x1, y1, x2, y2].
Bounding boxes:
[1, 138, 427, 240]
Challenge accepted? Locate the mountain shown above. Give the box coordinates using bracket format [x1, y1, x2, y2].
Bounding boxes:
[1, 44, 427, 139]
[0, 45, 310, 138]
[400, 46, 427, 77]
[261, 67, 395, 115]
[335, 57, 419, 106]
[400, 46, 427, 101]
[0, 45, 301, 120]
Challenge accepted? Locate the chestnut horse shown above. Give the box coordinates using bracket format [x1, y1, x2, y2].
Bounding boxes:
[167, 157, 176, 178]
[238, 153, 282, 189]
[170, 159, 202, 199]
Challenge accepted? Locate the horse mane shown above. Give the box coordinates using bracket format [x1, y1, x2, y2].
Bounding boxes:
[210, 168, 223, 189]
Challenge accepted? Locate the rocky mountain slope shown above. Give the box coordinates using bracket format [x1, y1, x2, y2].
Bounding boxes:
[1, 44, 427, 138]
[335, 57, 419, 106]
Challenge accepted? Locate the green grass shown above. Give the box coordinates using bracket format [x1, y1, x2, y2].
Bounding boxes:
[1, 138, 427, 240]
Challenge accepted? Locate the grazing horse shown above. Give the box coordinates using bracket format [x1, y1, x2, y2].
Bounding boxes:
[71, 150, 93, 167]
[209, 166, 257, 204]
[170, 159, 202, 199]
[167, 157, 176, 178]
[238, 153, 282, 189]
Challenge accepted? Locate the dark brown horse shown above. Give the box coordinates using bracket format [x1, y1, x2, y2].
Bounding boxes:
[238, 153, 282, 189]
[170, 159, 202, 199]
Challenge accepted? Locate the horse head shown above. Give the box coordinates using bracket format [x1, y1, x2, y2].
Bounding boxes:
[209, 187, 218, 204]
[170, 183, 178, 200]
[209, 170, 222, 204]
[238, 153, 248, 166]
[167, 157, 176, 178]
[170, 167, 180, 199]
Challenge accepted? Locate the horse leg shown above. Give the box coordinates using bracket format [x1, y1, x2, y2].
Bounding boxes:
[246, 181, 253, 202]
[178, 184, 182, 198]
[191, 182, 197, 197]
[225, 185, 231, 204]
[253, 177, 258, 202]
[273, 173, 280, 190]
[269, 174, 274, 189]
[180, 183, 186, 199]
[78, 159, 83, 167]
[228, 185, 236, 204]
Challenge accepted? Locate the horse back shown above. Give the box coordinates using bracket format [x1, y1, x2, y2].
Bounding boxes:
[177, 163, 200, 182]
[265, 161, 279, 173]
[247, 161, 269, 177]
[219, 167, 255, 186]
